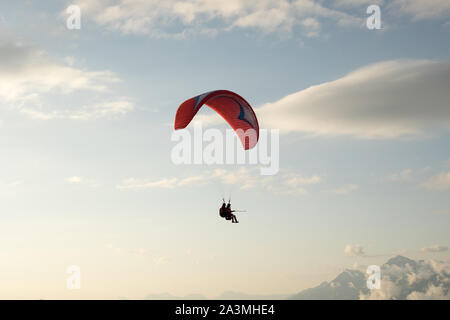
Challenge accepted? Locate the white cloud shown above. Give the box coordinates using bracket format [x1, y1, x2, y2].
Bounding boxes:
[300, 17, 321, 38]
[66, 176, 83, 184]
[153, 256, 169, 265]
[117, 168, 322, 196]
[421, 245, 449, 253]
[117, 177, 180, 189]
[388, 169, 413, 182]
[335, 0, 450, 22]
[332, 184, 359, 195]
[344, 244, 365, 257]
[361, 279, 401, 300]
[407, 285, 450, 300]
[388, 0, 450, 21]
[66, 176, 99, 187]
[423, 171, 450, 190]
[257, 60, 450, 139]
[334, 0, 383, 7]
[9, 180, 24, 186]
[71, 0, 450, 40]
[361, 257, 450, 300]
[73, 0, 362, 38]
[285, 174, 321, 187]
[20, 100, 134, 120]
[0, 38, 133, 120]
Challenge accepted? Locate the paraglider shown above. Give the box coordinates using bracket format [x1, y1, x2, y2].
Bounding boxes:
[175, 90, 256, 224]
[219, 199, 243, 223]
[174, 90, 259, 150]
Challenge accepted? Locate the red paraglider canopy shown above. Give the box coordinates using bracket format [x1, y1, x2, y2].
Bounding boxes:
[174, 90, 259, 149]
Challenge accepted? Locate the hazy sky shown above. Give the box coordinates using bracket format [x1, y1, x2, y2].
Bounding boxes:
[0, 0, 449, 299]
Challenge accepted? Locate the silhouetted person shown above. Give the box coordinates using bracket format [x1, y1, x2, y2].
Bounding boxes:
[219, 200, 238, 223]
[219, 202, 227, 218]
[226, 201, 238, 223]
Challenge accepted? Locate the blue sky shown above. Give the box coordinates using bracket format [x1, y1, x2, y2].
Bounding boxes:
[0, 0, 449, 299]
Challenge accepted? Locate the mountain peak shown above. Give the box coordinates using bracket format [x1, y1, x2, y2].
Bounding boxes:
[385, 255, 417, 268]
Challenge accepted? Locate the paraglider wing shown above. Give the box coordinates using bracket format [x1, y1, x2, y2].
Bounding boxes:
[174, 90, 259, 149]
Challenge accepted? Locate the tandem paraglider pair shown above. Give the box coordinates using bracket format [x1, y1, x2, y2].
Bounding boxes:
[174, 90, 259, 224]
[219, 199, 238, 223]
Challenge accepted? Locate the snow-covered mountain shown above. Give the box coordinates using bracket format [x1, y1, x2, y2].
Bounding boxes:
[290, 256, 450, 300]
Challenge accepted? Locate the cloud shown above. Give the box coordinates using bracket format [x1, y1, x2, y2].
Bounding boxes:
[117, 177, 200, 190]
[71, 0, 450, 40]
[361, 257, 450, 300]
[344, 244, 365, 257]
[422, 171, 450, 190]
[421, 245, 449, 253]
[66, 176, 83, 184]
[331, 184, 359, 195]
[300, 17, 321, 38]
[0, 37, 133, 120]
[285, 175, 321, 187]
[153, 256, 169, 265]
[117, 168, 322, 195]
[9, 180, 24, 186]
[257, 60, 450, 139]
[22, 100, 134, 120]
[334, 0, 383, 7]
[292, 256, 450, 300]
[335, 0, 450, 22]
[388, 169, 413, 182]
[66, 176, 98, 187]
[407, 285, 450, 300]
[437, 208, 450, 216]
[73, 0, 362, 38]
[387, 0, 450, 21]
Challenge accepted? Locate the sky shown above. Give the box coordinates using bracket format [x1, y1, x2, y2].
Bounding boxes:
[0, 0, 449, 299]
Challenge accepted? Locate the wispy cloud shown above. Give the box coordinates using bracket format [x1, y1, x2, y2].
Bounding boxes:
[388, 169, 413, 182]
[334, 0, 383, 7]
[117, 168, 322, 196]
[65, 176, 99, 187]
[421, 245, 449, 253]
[73, 0, 362, 39]
[66, 176, 83, 184]
[422, 171, 450, 190]
[70, 0, 450, 40]
[153, 256, 169, 265]
[387, 0, 450, 21]
[335, 0, 450, 22]
[0, 37, 133, 120]
[331, 184, 359, 195]
[344, 244, 365, 257]
[446, 159, 450, 168]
